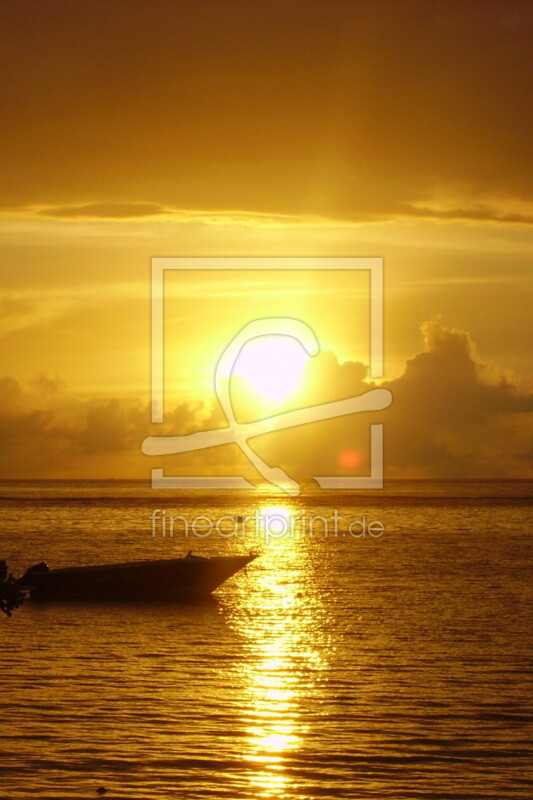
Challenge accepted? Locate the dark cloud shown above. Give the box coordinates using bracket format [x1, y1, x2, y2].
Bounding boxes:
[405, 206, 533, 226]
[382, 322, 533, 476]
[0, 376, 229, 478]
[0, 377, 23, 414]
[41, 203, 168, 219]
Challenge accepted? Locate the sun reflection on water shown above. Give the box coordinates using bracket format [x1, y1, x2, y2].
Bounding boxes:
[258, 505, 294, 538]
[221, 502, 332, 798]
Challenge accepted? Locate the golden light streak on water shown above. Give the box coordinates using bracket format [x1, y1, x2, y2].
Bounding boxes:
[223, 506, 330, 798]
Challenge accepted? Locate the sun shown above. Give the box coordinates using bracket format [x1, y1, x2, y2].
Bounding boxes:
[232, 335, 310, 402]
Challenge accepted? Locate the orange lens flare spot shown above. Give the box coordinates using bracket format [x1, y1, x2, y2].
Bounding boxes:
[338, 449, 362, 469]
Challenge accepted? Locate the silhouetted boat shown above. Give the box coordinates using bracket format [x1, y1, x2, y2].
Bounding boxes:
[17, 553, 256, 602]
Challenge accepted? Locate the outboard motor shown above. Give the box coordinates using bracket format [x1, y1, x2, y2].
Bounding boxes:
[1, 560, 27, 617]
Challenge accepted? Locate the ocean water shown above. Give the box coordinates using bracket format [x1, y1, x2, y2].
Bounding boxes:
[0, 480, 532, 799]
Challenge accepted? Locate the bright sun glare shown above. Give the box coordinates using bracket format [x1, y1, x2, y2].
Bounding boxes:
[233, 336, 310, 402]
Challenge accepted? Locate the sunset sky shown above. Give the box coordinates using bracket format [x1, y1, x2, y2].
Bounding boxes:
[0, 0, 531, 480]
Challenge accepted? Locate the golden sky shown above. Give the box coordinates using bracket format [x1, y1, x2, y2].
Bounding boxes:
[0, 1, 532, 479]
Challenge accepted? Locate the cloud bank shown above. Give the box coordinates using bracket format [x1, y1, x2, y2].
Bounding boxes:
[0, 322, 531, 480]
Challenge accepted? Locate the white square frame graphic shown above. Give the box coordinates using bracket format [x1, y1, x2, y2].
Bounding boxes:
[149, 257, 385, 490]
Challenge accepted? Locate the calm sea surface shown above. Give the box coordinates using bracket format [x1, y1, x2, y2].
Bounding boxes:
[1, 480, 532, 799]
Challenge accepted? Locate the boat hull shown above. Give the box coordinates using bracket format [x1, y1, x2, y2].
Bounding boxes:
[18, 555, 255, 602]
